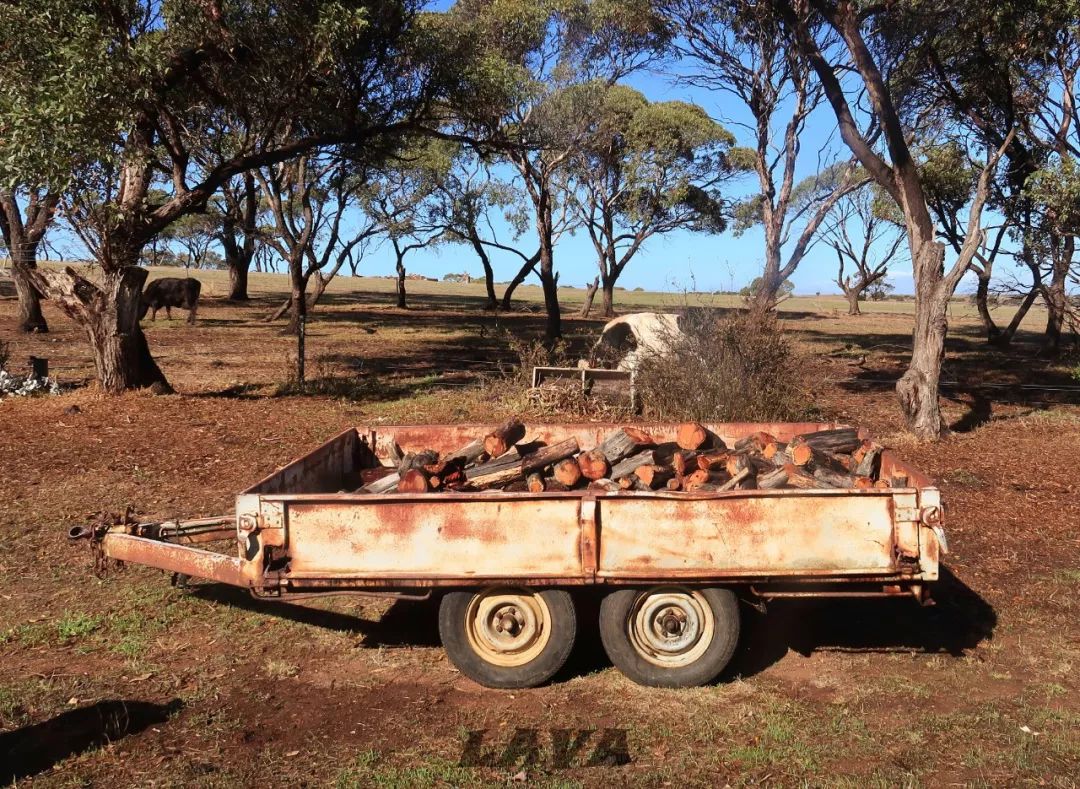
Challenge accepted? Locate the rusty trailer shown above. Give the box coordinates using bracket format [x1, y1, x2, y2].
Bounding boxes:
[74, 422, 947, 689]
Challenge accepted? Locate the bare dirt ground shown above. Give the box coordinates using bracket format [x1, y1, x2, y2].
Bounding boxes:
[1, 270, 1079, 787]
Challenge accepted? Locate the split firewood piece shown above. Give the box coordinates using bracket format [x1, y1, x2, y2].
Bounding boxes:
[578, 450, 610, 481]
[610, 450, 656, 481]
[521, 437, 580, 476]
[444, 438, 489, 466]
[633, 464, 674, 489]
[398, 449, 439, 474]
[666, 476, 683, 491]
[526, 473, 546, 493]
[757, 467, 789, 489]
[684, 471, 727, 491]
[783, 439, 848, 473]
[781, 463, 824, 490]
[386, 442, 405, 466]
[545, 479, 572, 492]
[672, 450, 702, 476]
[854, 445, 882, 478]
[597, 427, 656, 463]
[794, 427, 862, 455]
[442, 468, 467, 488]
[359, 471, 401, 494]
[464, 451, 525, 488]
[651, 441, 682, 465]
[483, 419, 527, 458]
[734, 431, 781, 458]
[676, 422, 709, 451]
[553, 457, 583, 487]
[853, 476, 875, 490]
[696, 451, 731, 472]
[725, 452, 774, 477]
[588, 478, 621, 492]
[717, 467, 752, 491]
[617, 475, 649, 491]
[811, 466, 857, 488]
[874, 479, 891, 489]
[398, 468, 431, 493]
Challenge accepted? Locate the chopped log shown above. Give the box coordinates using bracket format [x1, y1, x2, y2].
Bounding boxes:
[684, 468, 712, 486]
[483, 419, 526, 458]
[828, 452, 855, 472]
[398, 468, 430, 493]
[545, 479, 571, 492]
[676, 422, 708, 450]
[553, 457, 583, 487]
[634, 464, 674, 489]
[795, 427, 861, 454]
[725, 452, 775, 476]
[597, 427, 655, 463]
[399, 449, 439, 474]
[526, 473, 546, 493]
[587, 478, 620, 492]
[757, 467, 789, 489]
[386, 442, 405, 466]
[717, 467, 752, 491]
[672, 450, 701, 476]
[666, 477, 683, 491]
[521, 437, 580, 475]
[811, 466, 857, 488]
[652, 441, 682, 465]
[465, 452, 524, 488]
[851, 439, 876, 464]
[617, 475, 649, 491]
[854, 446, 881, 478]
[874, 479, 891, 489]
[781, 463, 824, 490]
[360, 466, 396, 486]
[783, 439, 848, 473]
[734, 431, 779, 456]
[696, 451, 731, 472]
[359, 471, 400, 493]
[610, 450, 656, 481]
[853, 475, 874, 490]
[684, 471, 727, 490]
[578, 450, 610, 481]
[444, 438, 488, 466]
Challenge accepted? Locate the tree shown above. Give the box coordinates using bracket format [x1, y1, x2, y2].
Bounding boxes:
[565, 84, 736, 317]
[258, 154, 378, 334]
[0, 190, 56, 332]
[776, 0, 1014, 439]
[443, 0, 669, 340]
[168, 213, 218, 270]
[0, 0, 442, 393]
[822, 185, 904, 315]
[740, 276, 794, 301]
[663, 0, 863, 313]
[216, 173, 263, 301]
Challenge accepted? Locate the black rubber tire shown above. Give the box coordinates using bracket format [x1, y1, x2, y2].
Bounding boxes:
[599, 586, 740, 688]
[439, 588, 577, 689]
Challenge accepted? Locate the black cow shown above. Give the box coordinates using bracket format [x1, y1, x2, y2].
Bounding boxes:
[140, 277, 201, 324]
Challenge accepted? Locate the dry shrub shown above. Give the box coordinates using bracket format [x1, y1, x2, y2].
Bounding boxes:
[635, 311, 806, 423]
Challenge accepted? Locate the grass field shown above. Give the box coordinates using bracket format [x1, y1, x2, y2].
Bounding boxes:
[1, 266, 1079, 787]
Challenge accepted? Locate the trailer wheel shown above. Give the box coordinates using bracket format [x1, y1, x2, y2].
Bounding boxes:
[439, 588, 576, 689]
[599, 586, 739, 688]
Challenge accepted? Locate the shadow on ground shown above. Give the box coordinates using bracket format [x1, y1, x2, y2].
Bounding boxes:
[184, 566, 993, 686]
[0, 699, 183, 782]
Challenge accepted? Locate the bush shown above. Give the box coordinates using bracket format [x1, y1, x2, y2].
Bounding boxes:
[634, 311, 807, 422]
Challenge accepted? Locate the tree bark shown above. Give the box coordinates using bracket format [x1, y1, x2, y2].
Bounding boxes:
[469, 234, 497, 310]
[500, 251, 540, 310]
[896, 243, 949, 439]
[227, 258, 251, 301]
[395, 255, 408, 309]
[844, 286, 861, 315]
[1042, 238, 1072, 354]
[10, 246, 48, 333]
[34, 264, 171, 393]
[580, 276, 599, 318]
[601, 272, 616, 318]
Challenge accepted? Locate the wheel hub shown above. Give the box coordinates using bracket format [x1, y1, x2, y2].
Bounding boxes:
[465, 590, 552, 667]
[628, 588, 716, 668]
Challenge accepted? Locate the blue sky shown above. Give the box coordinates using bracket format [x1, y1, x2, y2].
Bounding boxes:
[349, 66, 928, 296]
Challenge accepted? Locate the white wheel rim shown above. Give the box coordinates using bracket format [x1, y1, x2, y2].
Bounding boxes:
[464, 588, 552, 667]
[627, 587, 715, 668]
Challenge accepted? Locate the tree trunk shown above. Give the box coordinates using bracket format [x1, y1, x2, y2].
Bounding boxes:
[469, 235, 497, 310]
[1042, 241, 1071, 355]
[538, 224, 561, 340]
[973, 268, 1000, 343]
[895, 244, 948, 440]
[601, 272, 616, 318]
[844, 286, 861, 316]
[500, 252, 540, 310]
[10, 246, 48, 333]
[395, 256, 407, 309]
[226, 253, 251, 301]
[580, 276, 599, 318]
[34, 264, 171, 393]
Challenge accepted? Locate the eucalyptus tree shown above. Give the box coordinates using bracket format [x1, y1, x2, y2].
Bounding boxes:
[662, 0, 863, 313]
[441, 0, 670, 340]
[0, 190, 56, 332]
[214, 173, 263, 301]
[0, 0, 447, 393]
[822, 185, 904, 315]
[564, 84, 737, 317]
[775, 0, 1015, 439]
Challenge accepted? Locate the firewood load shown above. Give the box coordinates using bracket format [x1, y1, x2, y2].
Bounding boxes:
[357, 421, 898, 494]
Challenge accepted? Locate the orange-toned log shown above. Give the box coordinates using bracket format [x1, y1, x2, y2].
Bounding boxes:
[577, 450, 610, 481]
